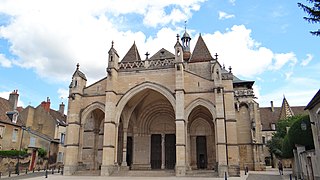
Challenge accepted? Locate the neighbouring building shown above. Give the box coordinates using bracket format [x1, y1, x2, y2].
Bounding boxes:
[0, 89, 67, 172]
[303, 89, 320, 180]
[64, 31, 265, 177]
[260, 97, 306, 167]
[0, 90, 23, 151]
[19, 98, 67, 169]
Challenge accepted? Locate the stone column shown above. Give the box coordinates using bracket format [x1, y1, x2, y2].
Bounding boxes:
[215, 88, 228, 177]
[161, 133, 165, 169]
[64, 95, 81, 175]
[121, 129, 128, 167]
[101, 91, 117, 176]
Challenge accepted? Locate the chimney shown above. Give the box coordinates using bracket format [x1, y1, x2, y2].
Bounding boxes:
[9, 90, 19, 110]
[270, 101, 274, 112]
[41, 97, 51, 112]
[59, 102, 65, 115]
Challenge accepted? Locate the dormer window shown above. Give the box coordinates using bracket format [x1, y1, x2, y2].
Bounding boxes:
[271, 123, 276, 130]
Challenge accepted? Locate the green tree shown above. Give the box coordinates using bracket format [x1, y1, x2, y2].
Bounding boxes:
[298, 0, 320, 36]
[266, 115, 306, 158]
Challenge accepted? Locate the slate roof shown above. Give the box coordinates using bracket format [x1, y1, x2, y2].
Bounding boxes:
[49, 109, 67, 126]
[305, 89, 320, 110]
[149, 48, 175, 60]
[260, 98, 306, 131]
[72, 64, 87, 81]
[121, 42, 141, 62]
[189, 35, 213, 62]
[0, 97, 23, 126]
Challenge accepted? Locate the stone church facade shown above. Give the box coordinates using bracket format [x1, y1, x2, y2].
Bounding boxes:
[64, 31, 265, 177]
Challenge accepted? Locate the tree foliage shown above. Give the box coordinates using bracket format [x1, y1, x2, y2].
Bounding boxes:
[288, 114, 314, 149]
[267, 114, 312, 159]
[298, 0, 320, 36]
[38, 148, 47, 158]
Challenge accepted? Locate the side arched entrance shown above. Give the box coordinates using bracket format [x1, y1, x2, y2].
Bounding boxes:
[186, 99, 217, 171]
[116, 86, 176, 170]
[79, 103, 105, 170]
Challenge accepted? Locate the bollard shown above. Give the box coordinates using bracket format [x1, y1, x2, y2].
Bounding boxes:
[0, 172, 2, 179]
[52, 168, 54, 174]
[26, 168, 28, 174]
[225, 171, 227, 180]
[289, 174, 292, 180]
[33, 168, 34, 173]
[9, 171, 11, 177]
[58, 167, 60, 173]
[45, 169, 48, 178]
[61, 167, 63, 175]
[38, 167, 40, 172]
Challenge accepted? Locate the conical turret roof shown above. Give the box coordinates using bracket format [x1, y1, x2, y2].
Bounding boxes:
[121, 42, 141, 62]
[189, 34, 213, 62]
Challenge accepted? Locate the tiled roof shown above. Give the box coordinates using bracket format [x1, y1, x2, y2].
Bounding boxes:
[0, 97, 23, 126]
[189, 35, 213, 63]
[121, 42, 141, 62]
[49, 109, 67, 126]
[149, 48, 175, 60]
[260, 105, 306, 131]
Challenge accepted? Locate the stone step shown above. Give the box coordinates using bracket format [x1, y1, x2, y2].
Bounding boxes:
[186, 170, 218, 177]
[113, 170, 175, 177]
[74, 170, 100, 176]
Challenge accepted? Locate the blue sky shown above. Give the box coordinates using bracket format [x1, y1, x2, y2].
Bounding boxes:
[0, 0, 319, 111]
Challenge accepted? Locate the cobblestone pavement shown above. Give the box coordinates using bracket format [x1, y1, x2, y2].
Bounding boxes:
[248, 168, 293, 180]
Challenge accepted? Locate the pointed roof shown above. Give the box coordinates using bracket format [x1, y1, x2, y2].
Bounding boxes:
[149, 48, 175, 60]
[279, 96, 295, 120]
[189, 35, 213, 62]
[108, 41, 119, 57]
[72, 63, 87, 80]
[305, 89, 320, 110]
[121, 42, 141, 62]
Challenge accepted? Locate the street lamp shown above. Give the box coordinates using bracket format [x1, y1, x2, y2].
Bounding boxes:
[301, 121, 307, 131]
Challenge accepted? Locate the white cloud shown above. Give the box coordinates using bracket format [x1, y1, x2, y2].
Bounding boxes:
[201, 25, 299, 78]
[0, 91, 25, 107]
[258, 77, 320, 107]
[0, 54, 12, 67]
[301, 54, 313, 66]
[218, 11, 235, 20]
[229, 0, 236, 5]
[270, 52, 297, 70]
[57, 88, 69, 101]
[0, 0, 205, 84]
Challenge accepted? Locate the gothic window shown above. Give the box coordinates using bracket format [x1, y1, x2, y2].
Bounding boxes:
[177, 50, 180, 57]
[60, 133, 65, 145]
[270, 123, 276, 130]
[58, 152, 64, 162]
[262, 136, 266, 144]
[74, 80, 78, 87]
[110, 55, 113, 62]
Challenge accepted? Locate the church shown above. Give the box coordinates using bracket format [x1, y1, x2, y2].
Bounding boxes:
[63, 30, 265, 177]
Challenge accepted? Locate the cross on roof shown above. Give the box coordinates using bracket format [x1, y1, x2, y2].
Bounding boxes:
[145, 52, 150, 59]
[214, 53, 218, 60]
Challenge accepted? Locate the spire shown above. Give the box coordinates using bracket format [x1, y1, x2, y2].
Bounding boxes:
[121, 42, 141, 62]
[189, 34, 213, 62]
[108, 40, 119, 57]
[279, 96, 294, 120]
[181, 21, 191, 52]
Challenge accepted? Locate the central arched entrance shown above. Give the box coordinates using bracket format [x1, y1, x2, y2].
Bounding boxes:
[117, 88, 176, 170]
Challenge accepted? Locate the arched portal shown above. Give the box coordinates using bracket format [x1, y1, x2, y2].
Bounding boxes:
[187, 105, 216, 170]
[80, 106, 105, 170]
[117, 88, 176, 170]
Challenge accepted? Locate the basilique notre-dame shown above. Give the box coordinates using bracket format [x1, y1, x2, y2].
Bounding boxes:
[63, 30, 265, 177]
